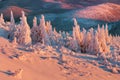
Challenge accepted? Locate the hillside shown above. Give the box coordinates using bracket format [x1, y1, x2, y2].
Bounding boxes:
[0, 37, 120, 80]
[66, 3, 120, 22]
[0, 6, 30, 19]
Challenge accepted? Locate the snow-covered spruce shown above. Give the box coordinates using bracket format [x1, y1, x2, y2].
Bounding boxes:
[9, 11, 16, 40]
[31, 16, 42, 43]
[31, 15, 51, 45]
[14, 11, 31, 45]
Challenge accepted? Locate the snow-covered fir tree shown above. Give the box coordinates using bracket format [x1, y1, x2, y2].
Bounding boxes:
[39, 15, 50, 45]
[97, 25, 110, 54]
[70, 26, 79, 51]
[31, 16, 42, 43]
[87, 28, 94, 53]
[105, 24, 110, 44]
[73, 18, 83, 47]
[14, 11, 31, 45]
[46, 21, 55, 44]
[70, 18, 83, 51]
[93, 31, 100, 54]
[31, 15, 51, 45]
[8, 11, 16, 40]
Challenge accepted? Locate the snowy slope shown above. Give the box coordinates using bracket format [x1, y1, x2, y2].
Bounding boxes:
[0, 37, 120, 80]
[76, 3, 120, 22]
[63, 3, 120, 22]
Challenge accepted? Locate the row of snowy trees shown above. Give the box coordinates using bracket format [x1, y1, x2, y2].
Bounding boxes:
[69, 19, 111, 54]
[0, 11, 111, 54]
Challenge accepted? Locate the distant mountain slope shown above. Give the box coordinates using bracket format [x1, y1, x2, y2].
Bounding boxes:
[1, 0, 120, 11]
[0, 1, 120, 33]
[68, 3, 120, 22]
[0, 6, 30, 19]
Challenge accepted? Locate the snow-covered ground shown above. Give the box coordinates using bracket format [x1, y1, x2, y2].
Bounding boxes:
[0, 36, 120, 80]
